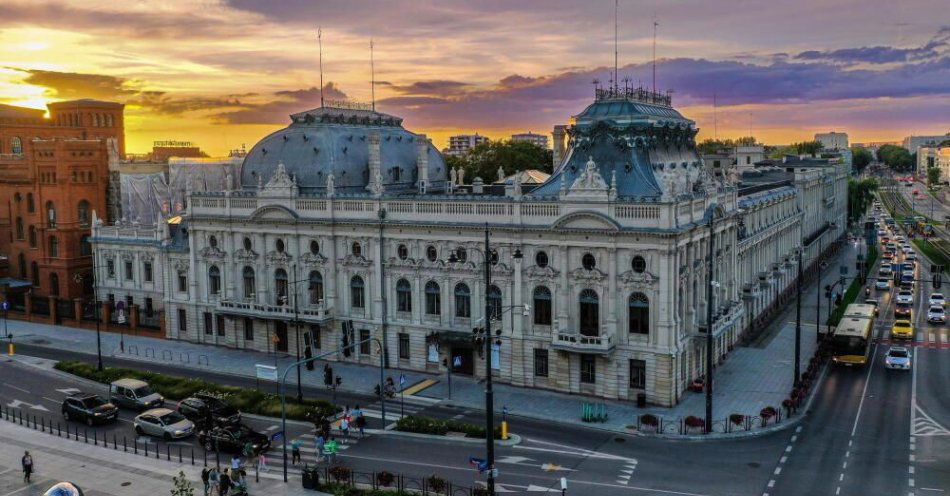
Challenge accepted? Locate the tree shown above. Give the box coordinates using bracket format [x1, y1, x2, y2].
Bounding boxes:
[792, 141, 823, 157]
[851, 147, 872, 172]
[938, 139, 950, 147]
[848, 178, 878, 226]
[928, 166, 941, 186]
[768, 145, 797, 160]
[451, 140, 553, 184]
[696, 136, 758, 154]
[171, 471, 194, 496]
[877, 144, 913, 170]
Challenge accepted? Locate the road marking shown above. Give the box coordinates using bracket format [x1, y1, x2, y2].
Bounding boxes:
[41, 396, 59, 404]
[785, 445, 792, 453]
[767, 480, 775, 488]
[910, 454, 915, 462]
[773, 467, 781, 475]
[842, 462, 847, 469]
[845, 451, 850, 458]
[795, 426, 802, 433]
[7, 399, 49, 412]
[2, 383, 30, 394]
[779, 456, 787, 464]
[265, 425, 279, 432]
[496, 456, 534, 465]
[55, 387, 81, 395]
[790, 435, 797, 443]
[839, 474, 844, 482]
[836, 487, 841, 495]
[850, 340, 878, 437]
[514, 444, 636, 462]
[909, 466, 915, 474]
[909, 479, 915, 487]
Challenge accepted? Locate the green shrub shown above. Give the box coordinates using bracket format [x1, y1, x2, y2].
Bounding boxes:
[395, 415, 501, 439]
[53, 360, 338, 421]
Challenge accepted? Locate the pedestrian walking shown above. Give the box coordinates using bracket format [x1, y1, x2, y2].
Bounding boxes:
[230, 454, 241, 471]
[315, 434, 325, 462]
[21, 451, 33, 483]
[257, 451, 268, 473]
[208, 467, 220, 496]
[340, 414, 350, 443]
[291, 439, 302, 465]
[201, 466, 211, 496]
[353, 404, 366, 438]
[321, 419, 331, 440]
[218, 469, 231, 496]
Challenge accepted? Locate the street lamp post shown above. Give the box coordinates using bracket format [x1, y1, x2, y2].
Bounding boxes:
[704, 214, 717, 434]
[794, 245, 803, 388]
[75, 260, 103, 372]
[483, 225, 496, 495]
[293, 264, 303, 403]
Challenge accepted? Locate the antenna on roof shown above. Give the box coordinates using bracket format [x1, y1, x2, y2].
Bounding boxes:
[652, 14, 659, 93]
[614, 0, 619, 91]
[370, 38, 376, 112]
[318, 27, 324, 108]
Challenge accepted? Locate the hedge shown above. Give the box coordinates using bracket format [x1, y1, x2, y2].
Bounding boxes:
[828, 244, 877, 327]
[395, 415, 501, 439]
[54, 360, 338, 422]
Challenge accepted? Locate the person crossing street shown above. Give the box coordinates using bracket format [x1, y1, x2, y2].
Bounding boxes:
[21, 451, 33, 483]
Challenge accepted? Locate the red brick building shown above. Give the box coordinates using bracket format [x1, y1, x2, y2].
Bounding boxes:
[0, 99, 124, 317]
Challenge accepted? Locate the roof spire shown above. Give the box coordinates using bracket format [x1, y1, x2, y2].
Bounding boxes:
[614, 0, 619, 91]
[652, 14, 659, 93]
[318, 27, 325, 108]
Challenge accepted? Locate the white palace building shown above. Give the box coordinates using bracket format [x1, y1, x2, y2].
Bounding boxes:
[90, 86, 848, 406]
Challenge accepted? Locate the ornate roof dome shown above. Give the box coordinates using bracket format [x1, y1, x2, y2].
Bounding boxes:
[240, 106, 447, 195]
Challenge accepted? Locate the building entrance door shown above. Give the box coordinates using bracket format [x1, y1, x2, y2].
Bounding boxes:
[450, 347, 474, 375]
[275, 321, 289, 353]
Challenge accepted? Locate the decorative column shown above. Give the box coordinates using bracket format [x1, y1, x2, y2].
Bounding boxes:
[367, 133, 383, 196]
[552, 125, 567, 168]
[416, 134, 429, 194]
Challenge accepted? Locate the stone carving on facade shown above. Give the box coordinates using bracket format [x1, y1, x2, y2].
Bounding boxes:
[339, 254, 372, 267]
[140, 253, 154, 262]
[265, 250, 292, 266]
[172, 260, 189, 272]
[619, 269, 660, 287]
[233, 248, 259, 263]
[387, 256, 422, 271]
[199, 245, 226, 260]
[564, 156, 610, 201]
[301, 251, 329, 267]
[326, 173, 335, 197]
[259, 161, 299, 198]
[120, 252, 134, 261]
[525, 264, 560, 281]
[570, 266, 607, 282]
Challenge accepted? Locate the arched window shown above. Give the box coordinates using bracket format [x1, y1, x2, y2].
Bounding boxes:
[11, 136, 22, 155]
[628, 292, 650, 335]
[92, 114, 99, 127]
[28, 226, 36, 247]
[425, 281, 441, 315]
[396, 279, 412, 313]
[49, 273, 59, 296]
[49, 236, 59, 257]
[31, 261, 39, 286]
[274, 268, 288, 305]
[243, 237, 252, 251]
[26, 193, 34, 213]
[106, 114, 113, 127]
[309, 271, 324, 305]
[80, 235, 92, 256]
[582, 253, 596, 270]
[454, 283, 471, 318]
[579, 289, 599, 336]
[487, 285, 502, 320]
[351, 242, 362, 258]
[14, 193, 21, 205]
[208, 265, 221, 295]
[46, 201, 56, 228]
[18, 253, 26, 278]
[242, 266, 255, 299]
[15, 217, 23, 239]
[533, 286, 552, 325]
[350, 275, 365, 309]
[77, 200, 90, 226]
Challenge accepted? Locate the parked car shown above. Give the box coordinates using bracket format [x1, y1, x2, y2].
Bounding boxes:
[176, 394, 241, 428]
[891, 320, 914, 340]
[133, 408, 195, 440]
[884, 346, 912, 370]
[928, 305, 946, 324]
[61, 393, 118, 426]
[929, 293, 945, 307]
[198, 424, 271, 454]
[896, 290, 914, 304]
[110, 379, 164, 411]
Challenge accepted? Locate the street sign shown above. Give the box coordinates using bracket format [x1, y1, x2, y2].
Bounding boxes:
[270, 431, 283, 441]
[255, 364, 278, 381]
[1, 301, 8, 311]
[399, 374, 406, 386]
[116, 309, 126, 324]
[453, 356, 462, 368]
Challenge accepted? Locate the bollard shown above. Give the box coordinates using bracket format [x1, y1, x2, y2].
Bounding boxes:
[41, 417, 45, 432]
[135, 439, 138, 455]
[114, 434, 118, 450]
[179, 446, 182, 463]
[191, 448, 194, 466]
[156, 444, 160, 459]
[58, 422, 61, 437]
[166, 445, 170, 461]
[123, 436, 127, 452]
[84, 428, 88, 443]
[74, 425, 79, 441]
[94, 430, 98, 445]
[145, 443, 148, 457]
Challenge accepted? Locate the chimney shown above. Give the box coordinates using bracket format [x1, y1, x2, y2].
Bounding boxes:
[552, 125, 567, 168]
[367, 132, 382, 193]
[415, 134, 429, 194]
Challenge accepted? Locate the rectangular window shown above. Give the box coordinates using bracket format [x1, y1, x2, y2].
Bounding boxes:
[491, 343, 500, 370]
[359, 329, 370, 355]
[178, 272, 187, 292]
[216, 315, 225, 336]
[203, 312, 212, 335]
[106, 259, 115, 278]
[580, 354, 596, 384]
[398, 333, 410, 360]
[309, 324, 320, 349]
[533, 348, 549, 377]
[244, 318, 254, 341]
[125, 296, 133, 309]
[178, 309, 187, 332]
[629, 359, 646, 389]
[144, 298, 153, 317]
[125, 260, 133, 280]
[143, 262, 153, 282]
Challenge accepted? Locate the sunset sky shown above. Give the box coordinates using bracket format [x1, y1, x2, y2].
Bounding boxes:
[1, 0, 948, 156]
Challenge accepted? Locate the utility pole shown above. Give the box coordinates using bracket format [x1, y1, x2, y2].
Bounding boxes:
[794, 245, 803, 388]
[483, 224, 497, 494]
[704, 216, 715, 434]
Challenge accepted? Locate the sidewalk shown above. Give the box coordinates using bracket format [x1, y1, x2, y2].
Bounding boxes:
[4, 238, 860, 438]
[0, 415, 327, 496]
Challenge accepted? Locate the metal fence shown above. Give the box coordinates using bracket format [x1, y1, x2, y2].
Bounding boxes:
[56, 298, 75, 320]
[30, 295, 49, 316]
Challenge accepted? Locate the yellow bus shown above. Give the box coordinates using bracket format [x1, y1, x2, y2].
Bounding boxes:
[830, 304, 875, 366]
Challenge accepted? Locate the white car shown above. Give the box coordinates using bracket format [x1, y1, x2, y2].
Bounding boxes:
[902, 246, 913, 254]
[906, 253, 918, 262]
[896, 290, 914, 304]
[928, 305, 945, 324]
[884, 346, 912, 370]
[929, 293, 945, 307]
[896, 236, 906, 242]
[879, 264, 893, 276]
[133, 408, 195, 440]
[875, 278, 891, 291]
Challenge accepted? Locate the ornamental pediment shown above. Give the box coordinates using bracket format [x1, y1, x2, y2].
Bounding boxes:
[525, 265, 560, 280]
[249, 204, 298, 222]
[620, 269, 659, 287]
[200, 245, 226, 260]
[234, 248, 259, 263]
[173, 259, 189, 272]
[570, 267, 606, 282]
[552, 211, 620, 232]
[301, 251, 329, 267]
[265, 250, 292, 266]
[340, 254, 372, 267]
[388, 257, 422, 270]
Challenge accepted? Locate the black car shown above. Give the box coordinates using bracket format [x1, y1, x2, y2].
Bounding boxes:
[62, 393, 118, 426]
[176, 394, 240, 428]
[198, 424, 270, 454]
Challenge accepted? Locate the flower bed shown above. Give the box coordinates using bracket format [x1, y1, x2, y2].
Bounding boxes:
[395, 415, 501, 439]
[53, 360, 337, 422]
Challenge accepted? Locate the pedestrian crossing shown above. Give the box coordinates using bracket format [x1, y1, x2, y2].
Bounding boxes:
[873, 328, 950, 349]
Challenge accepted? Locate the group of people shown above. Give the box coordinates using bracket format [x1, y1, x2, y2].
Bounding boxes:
[294, 404, 368, 466]
[201, 465, 248, 496]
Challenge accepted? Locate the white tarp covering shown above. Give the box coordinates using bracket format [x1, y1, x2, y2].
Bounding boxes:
[118, 157, 241, 225]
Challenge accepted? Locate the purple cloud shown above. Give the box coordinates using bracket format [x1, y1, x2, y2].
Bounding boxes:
[213, 83, 348, 124]
[795, 26, 949, 64]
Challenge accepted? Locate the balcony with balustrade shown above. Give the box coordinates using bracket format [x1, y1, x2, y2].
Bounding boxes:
[551, 328, 615, 355]
[216, 298, 332, 323]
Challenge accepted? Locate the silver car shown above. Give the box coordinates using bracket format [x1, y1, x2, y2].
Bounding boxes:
[134, 408, 195, 440]
[884, 346, 911, 370]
